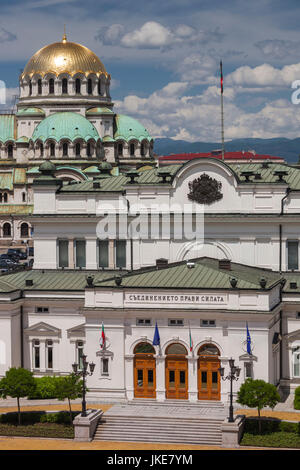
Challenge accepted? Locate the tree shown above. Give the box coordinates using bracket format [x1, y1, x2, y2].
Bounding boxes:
[0, 368, 36, 424]
[237, 378, 280, 433]
[55, 373, 83, 424]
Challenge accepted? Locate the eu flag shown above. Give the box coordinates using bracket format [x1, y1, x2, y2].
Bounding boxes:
[246, 322, 252, 355]
[153, 322, 160, 346]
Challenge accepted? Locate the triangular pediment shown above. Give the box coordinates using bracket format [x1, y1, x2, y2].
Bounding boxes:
[24, 322, 61, 337]
[67, 323, 85, 338]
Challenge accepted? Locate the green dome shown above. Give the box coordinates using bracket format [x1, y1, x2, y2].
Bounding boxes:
[86, 107, 114, 115]
[39, 160, 56, 174]
[114, 114, 152, 143]
[31, 112, 100, 143]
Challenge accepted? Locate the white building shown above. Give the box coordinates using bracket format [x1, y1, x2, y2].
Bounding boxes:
[0, 34, 299, 405]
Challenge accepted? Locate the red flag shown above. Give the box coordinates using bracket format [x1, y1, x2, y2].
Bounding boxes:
[220, 60, 223, 94]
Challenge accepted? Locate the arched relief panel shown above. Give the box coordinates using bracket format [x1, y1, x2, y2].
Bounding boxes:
[170, 159, 241, 212]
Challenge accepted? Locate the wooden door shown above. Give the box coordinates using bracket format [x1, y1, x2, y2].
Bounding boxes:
[198, 357, 220, 400]
[165, 357, 188, 399]
[134, 355, 156, 398]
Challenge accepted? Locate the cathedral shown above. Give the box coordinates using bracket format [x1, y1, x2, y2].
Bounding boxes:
[0, 32, 154, 247]
[0, 33, 299, 406]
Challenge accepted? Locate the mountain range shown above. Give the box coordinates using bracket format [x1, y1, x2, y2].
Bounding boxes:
[154, 138, 300, 164]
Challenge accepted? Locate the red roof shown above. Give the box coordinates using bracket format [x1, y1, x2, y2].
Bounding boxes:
[158, 151, 284, 161]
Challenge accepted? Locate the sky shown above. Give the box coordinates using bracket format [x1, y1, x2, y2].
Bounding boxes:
[1, 0, 300, 142]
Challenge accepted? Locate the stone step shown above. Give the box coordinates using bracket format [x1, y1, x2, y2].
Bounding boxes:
[94, 434, 222, 444]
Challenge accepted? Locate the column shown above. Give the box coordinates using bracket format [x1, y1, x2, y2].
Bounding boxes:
[108, 239, 115, 268]
[86, 238, 98, 269]
[188, 356, 198, 402]
[155, 354, 166, 401]
[124, 354, 134, 400]
[68, 238, 75, 269]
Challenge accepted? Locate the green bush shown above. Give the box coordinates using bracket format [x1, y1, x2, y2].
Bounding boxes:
[241, 431, 300, 448]
[244, 417, 300, 435]
[294, 386, 300, 410]
[40, 411, 79, 424]
[28, 376, 61, 399]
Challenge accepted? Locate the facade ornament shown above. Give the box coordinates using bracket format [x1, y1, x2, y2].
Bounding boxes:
[187, 173, 223, 204]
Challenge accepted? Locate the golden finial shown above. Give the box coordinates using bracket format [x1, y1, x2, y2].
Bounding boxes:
[62, 24, 67, 43]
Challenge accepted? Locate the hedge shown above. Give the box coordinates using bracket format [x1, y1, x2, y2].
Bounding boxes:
[294, 386, 300, 410]
[244, 417, 300, 434]
[0, 410, 79, 425]
[241, 418, 300, 448]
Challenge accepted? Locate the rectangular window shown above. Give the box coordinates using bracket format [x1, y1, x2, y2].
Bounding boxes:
[287, 241, 299, 270]
[46, 340, 53, 369]
[58, 240, 69, 268]
[245, 362, 253, 379]
[200, 320, 216, 327]
[77, 341, 84, 370]
[35, 307, 49, 313]
[75, 240, 86, 268]
[168, 319, 184, 326]
[33, 340, 40, 369]
[98, 240, 109, 268]
[101, 358, 109, 376]
[136, 318, 151, 326]
[115, 240, 126, 268]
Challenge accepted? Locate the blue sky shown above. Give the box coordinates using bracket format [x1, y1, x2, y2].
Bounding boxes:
[2, 0, 300, 141]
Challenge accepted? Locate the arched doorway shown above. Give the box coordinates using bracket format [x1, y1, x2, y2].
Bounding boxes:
[198, 344, 221, 401]
[134, 342, 156, 398]
[165, 343, 188, 400]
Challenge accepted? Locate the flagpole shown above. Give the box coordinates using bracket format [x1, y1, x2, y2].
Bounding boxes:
[220, 60, 225, 161]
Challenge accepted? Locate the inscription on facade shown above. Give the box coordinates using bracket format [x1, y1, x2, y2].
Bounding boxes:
[125, 293, 227, 305]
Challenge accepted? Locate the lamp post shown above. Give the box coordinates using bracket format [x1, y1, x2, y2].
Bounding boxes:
[72, 354, 95, 417]
[218, 358, 241, 423]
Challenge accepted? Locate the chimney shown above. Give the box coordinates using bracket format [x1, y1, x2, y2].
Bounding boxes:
[156, 258, 168, 269]
[219, 259, 231, 270]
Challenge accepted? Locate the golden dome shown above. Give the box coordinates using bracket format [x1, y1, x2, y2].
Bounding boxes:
[22, 34, 108, 79]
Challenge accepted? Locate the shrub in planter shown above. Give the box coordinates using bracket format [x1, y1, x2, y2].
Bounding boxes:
[0, 411, 46, 425]
[40, 411, 79, 424]
[28, 376, 60, 399]
[294, 386, 300, 410]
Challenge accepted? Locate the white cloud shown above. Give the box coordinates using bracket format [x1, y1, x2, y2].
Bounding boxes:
[227, 63, 300, 87]
[121, 22, 174, 48]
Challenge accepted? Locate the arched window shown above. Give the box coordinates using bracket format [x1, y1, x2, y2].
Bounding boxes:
[20, 223, 29, 238]
[0, 194, 2, 203]
[75, 78, 81, 94]
[134, 342, 155, 355]
[166, 343, 188, 355]
[7, 144, 13, 158]
[50, 142, 55, 157]
[62, 142, 68, 156]
[38, 79, 42, 95]
[49, 78, 54, 94]
[87, 78, 93, 95]
[62, 78, 68, 94]
[87, 142, 91, 156]
[198, 344, 220, 356]
[22, 192, 26, 203]
[3, 193, 8, 203]
[117, 143, 123, 156]
[29, 80, 32, 96]
[40, 143, 44, 157]
[75, 142, 81, 156]
[3, 223, 11, 237]
[130, 143, 135, 156]
[98, 80, 101, 95]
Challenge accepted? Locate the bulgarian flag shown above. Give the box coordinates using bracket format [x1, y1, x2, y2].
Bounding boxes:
[100, 322, 106, 349]
[189, 323, 193, 352]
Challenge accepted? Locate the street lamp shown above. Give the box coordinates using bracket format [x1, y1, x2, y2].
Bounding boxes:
[72, 354, 95, 417]
[218, 358, 241, 423]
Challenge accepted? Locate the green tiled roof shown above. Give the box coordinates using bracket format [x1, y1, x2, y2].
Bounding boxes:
[31, 112, 100, 143]
[0, 269, 121, 293]
[16, 108, 45, 117]
[0, 115, 15, 143]
[114, 114, 152, 143]
[96, 257, 282, 291]
[228, 162, 300, 189]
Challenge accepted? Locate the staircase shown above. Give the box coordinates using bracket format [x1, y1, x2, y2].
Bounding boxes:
[94, 402, 225, 445]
